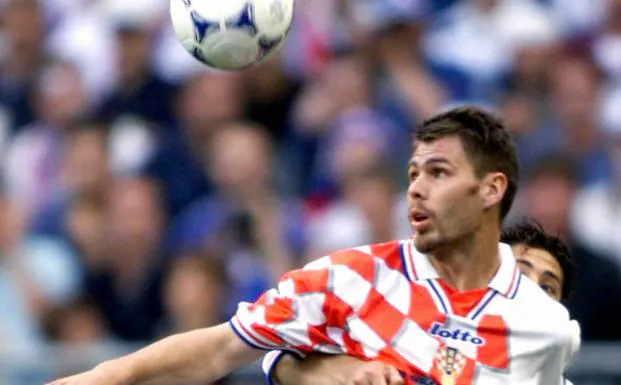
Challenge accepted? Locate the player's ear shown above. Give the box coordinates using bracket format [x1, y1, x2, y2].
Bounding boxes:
[480, 172, 508, 210]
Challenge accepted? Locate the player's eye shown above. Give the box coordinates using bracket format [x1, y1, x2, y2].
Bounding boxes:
[540, 284, 557, 296]
[430, 168, 447, 178]
[408, 169, 419, 181]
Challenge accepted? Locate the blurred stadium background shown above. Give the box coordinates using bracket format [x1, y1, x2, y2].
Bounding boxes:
[1, 0, 621, 383]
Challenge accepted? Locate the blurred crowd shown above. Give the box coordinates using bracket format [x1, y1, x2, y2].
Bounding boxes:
[1, 0, 621, 362]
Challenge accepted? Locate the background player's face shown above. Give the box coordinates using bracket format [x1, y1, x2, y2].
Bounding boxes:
[407, 136, 486, 252]
[511, 244, 563, 301]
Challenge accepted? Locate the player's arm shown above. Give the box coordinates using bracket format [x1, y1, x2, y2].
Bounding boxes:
[47, 323, 263, 385]
[48, 252, 354, 385]
[48, 249, 382, 385]
[264, 351, 404, 385]
[269, 352, 363, 385]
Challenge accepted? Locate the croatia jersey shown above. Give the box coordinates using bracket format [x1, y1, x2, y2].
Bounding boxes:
[230, 240, 580, 384]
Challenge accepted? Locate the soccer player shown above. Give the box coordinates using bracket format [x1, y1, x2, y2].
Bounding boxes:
[502, 221, 573, 302]
[262, 221, 576, 385]
[47, 107, 579, 385]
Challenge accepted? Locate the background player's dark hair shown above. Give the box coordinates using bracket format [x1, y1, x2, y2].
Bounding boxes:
[415, 106, 519, 221]
[501, 221, 574, 300]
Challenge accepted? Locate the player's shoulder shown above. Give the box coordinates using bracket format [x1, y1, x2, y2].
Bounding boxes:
[513, 275, 571, 321]
[303, 240, 405, 275]
[511, 276, 580, 346]
[323, 240, 403, 264]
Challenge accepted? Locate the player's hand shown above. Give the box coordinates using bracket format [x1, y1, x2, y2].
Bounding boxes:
[347, 361, 404, 385]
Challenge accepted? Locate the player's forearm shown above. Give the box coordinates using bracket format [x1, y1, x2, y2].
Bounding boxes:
[274, 354, 365, 385]
[98, 323, 260, 385]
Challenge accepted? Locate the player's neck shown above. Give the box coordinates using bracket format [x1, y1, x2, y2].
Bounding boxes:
[428, 223, 501, 292]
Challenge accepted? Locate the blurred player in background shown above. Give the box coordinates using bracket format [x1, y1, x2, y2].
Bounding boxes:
[47, 107, 579, 385]
[263, 220, 576, 385]
[502, 221, 573, 302]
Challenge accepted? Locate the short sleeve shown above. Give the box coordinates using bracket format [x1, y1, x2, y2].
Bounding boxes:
[261, 350, 292, 385]
[229, 249, 376, 356]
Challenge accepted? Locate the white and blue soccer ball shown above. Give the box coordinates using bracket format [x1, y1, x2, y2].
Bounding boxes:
[170, 0, 294, 70]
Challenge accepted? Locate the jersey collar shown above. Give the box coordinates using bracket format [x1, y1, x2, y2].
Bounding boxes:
[403, 241, 521, 299]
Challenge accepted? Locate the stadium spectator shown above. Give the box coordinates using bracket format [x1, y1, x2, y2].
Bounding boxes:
[169, 122, 305, 314]
[142, 71, 244, 216]
[0, 0, 47, 133]
[519, 154, 621, 341]
[571, 88, 621, 269]
[84, 178, 166, 341]
[160, 256, 227, 335]
[4, 60, 90, 215]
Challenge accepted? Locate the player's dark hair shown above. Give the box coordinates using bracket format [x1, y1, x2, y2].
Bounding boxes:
[415, 107, 519, 222]
[501, 221, 574, 300]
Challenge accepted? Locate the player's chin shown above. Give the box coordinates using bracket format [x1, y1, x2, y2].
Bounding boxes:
[412, 233, 435, 253]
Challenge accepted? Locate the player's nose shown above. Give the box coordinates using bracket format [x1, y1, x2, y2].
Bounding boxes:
[407, 175, 428, 200]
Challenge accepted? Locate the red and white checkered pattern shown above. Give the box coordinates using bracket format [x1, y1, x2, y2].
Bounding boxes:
[232, 242, 439, 378]
[232, 240, 580, 384]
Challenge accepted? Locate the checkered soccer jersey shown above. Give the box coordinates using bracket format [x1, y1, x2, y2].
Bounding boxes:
[229, 240, 580, 384]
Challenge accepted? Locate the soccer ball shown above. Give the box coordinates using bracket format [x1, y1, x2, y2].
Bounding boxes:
[170, 0, 294, 70]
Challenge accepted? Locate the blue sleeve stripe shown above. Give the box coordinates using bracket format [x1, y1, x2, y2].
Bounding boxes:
[264, 351, 288, 385]
[228, 318, 273, 351]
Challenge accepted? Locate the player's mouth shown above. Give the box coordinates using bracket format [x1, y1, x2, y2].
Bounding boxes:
[409, 209, 432, 232]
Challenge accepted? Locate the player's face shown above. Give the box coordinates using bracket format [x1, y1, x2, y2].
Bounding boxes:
[511, 245, 563, 301]
[407, 136, 485, 253]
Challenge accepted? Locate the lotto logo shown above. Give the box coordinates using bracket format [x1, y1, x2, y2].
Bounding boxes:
[429, 323, 485, 345]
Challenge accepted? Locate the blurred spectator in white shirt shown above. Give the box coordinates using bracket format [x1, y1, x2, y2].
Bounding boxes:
[4, 60, 90, 217]
[571, 87, 621, 268]
[425, 0, 559, 101]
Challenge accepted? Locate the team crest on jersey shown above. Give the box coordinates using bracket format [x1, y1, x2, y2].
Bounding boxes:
[435, 346, 467, 385]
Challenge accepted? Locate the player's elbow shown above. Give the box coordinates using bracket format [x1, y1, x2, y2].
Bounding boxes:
[206, 324, 266, 381]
